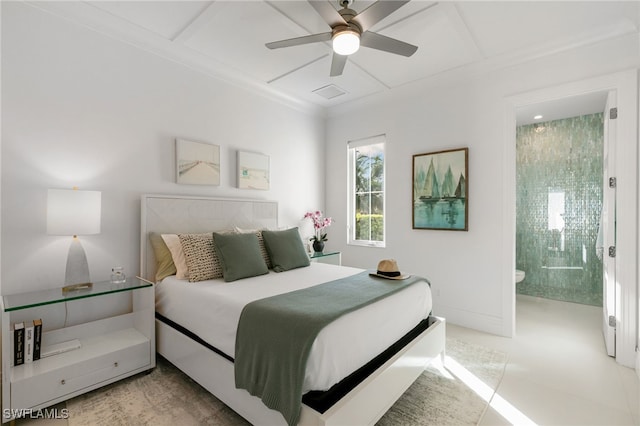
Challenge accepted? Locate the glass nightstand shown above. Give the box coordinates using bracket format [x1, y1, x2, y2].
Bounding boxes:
[1, 277, 155, 420]
[3, 277, 153, 312]
[309, 251, 341, 266]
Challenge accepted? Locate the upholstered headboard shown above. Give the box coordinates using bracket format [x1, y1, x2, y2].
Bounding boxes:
[140, 194, 278, 282]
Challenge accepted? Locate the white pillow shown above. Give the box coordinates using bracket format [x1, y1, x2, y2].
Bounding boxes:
[161, 234, 189, 280]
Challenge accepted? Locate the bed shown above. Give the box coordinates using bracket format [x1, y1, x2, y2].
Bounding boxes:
[140, 194, 445, 425]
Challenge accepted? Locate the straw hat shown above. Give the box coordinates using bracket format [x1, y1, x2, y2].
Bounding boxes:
[369, 259, 411, 280]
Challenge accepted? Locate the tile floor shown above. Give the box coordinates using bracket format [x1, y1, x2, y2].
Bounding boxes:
[448, 294, 639, 426]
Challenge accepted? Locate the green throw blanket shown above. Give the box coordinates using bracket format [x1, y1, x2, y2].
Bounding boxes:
[234, 271, 428, 426]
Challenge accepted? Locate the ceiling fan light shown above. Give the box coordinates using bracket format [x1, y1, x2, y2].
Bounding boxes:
[333, 31, 360, 56]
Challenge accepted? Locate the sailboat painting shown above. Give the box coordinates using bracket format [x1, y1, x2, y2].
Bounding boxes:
[413, 148, 468, 230]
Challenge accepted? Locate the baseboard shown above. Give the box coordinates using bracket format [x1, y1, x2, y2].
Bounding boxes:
[433, 304, 505, 336]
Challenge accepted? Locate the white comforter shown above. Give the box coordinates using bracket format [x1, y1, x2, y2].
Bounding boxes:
[155, 262, 432, 393]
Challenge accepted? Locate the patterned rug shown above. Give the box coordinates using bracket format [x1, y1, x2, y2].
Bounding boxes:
[378, 338, 508, 425]
[65, 337, 507, 426]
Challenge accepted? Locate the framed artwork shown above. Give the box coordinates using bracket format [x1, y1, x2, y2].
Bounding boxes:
[412, 147, 468, 231]
[176, 139, 220, 185]
[237, 151, 270, 190]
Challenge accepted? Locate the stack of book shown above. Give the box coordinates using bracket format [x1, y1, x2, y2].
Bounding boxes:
[12, 319, 42, 366]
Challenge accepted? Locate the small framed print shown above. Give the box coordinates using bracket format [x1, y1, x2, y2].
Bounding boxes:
[237, 151, 270, 190]
[176, 139, 220, 185]
[413, 147, 468, 231]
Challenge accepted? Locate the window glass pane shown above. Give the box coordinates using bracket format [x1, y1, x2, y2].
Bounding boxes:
[348, 137, 385, 246]
[355, 193, 370, 215]
[355, 212, 371, 240]
[548, 191, 565, 231]
[370, 152, 384, 192]
[372, 193, 384, 215]
[369, 193, 384, 241]
[355, 151, 371, 192]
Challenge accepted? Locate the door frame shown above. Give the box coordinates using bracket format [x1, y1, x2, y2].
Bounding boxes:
[503, 70, 638, 368]
[603, 89, 617, 357]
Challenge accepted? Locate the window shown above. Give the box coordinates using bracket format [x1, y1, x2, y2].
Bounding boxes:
[348, 135, 385, 247]
[548, 190, 566, 252]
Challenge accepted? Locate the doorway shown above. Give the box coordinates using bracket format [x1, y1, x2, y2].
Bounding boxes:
[504, 70, 638, 369]
[514, 92, 615, 356]
[514, 90, 615, 356]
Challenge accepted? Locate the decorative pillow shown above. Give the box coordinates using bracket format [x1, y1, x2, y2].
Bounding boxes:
[149, 232, 177, 282]
[178, 233, 223, 282]
[261, 227, 310, 272]
[234, 227, 272, 269]
[212, 232, 268, 282]
[161, 234, 189, 280]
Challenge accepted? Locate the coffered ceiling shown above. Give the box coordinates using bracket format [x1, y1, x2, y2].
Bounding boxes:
[27, 1, 640, 110]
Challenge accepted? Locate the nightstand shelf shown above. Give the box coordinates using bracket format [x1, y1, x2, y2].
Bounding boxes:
[310, 251, 341, 266]
[1, 277, 155, 423]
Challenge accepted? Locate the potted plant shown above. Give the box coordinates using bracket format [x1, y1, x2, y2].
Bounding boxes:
[304, 210, 332, 253]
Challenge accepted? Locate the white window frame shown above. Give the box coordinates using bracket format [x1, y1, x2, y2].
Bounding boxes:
[347, 134, 386, 248]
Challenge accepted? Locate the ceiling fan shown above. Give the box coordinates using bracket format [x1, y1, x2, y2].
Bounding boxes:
[265, 0, 418, 77]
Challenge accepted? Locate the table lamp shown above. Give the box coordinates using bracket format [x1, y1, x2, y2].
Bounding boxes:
[47, 188, 101, 291]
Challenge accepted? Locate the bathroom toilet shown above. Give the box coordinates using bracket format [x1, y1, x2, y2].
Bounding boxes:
[515, 269, 526, 283]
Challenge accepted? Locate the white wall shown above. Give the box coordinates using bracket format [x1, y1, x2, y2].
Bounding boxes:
[325, 32, 640, 343]
[1, 2, 326, 295]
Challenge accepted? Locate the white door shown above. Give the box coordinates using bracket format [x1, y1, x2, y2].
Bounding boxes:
[602, 90, 617, 357]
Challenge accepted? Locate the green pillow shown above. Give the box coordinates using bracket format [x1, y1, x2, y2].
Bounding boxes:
[212, 232, 268, 282]
[262, 228, 310, 272]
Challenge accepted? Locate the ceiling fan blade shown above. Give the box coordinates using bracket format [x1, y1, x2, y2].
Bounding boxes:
[360, 31, 418, 57]
[330, 52, 348, 77]
[352, 0, 410, 32]
[308, 0, 347, 28]
[266, 32, 332, 49]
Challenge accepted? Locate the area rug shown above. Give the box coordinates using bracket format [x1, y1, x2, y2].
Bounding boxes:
[66, 337, 507, 426]
[67, 358, 249, 426]
[377, 337, 508, 425]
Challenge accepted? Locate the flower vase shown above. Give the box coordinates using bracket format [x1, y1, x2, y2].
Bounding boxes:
[312, 240, 325, 253]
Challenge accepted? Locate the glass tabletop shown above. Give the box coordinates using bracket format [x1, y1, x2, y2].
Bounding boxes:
[3, 277, 153, 312]
[310, 251, 340, 259]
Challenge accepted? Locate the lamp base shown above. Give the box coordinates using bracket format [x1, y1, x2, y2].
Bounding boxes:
[65, 237, 92, 287]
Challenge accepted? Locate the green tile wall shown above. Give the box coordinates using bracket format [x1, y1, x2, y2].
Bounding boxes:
[516, 113, 603, 306]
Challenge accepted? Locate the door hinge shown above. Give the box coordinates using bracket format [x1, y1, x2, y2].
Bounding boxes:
[610, 107, 618, 120]
[609, 315, 616, 328]
[608, 246, 616, 258]
[609, 177, 617, 188]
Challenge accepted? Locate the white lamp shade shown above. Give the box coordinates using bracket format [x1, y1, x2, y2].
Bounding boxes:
[47, 189, 101, 236]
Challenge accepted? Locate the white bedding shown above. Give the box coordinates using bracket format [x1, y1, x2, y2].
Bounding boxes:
[155, 262, 432, 393]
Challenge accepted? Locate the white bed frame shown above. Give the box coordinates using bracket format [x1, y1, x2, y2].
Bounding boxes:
[141, 194, 446, 425]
